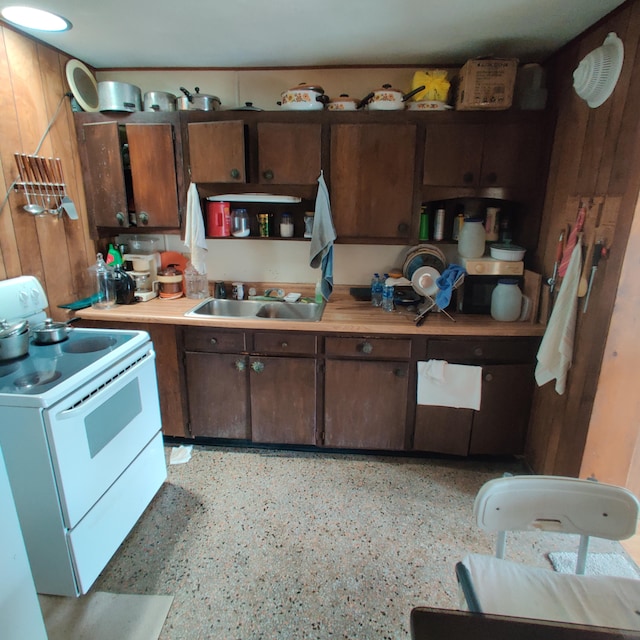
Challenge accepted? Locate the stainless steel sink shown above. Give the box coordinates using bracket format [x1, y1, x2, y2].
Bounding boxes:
[185, 297, 325, 322]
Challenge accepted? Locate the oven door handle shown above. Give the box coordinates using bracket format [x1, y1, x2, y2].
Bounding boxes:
[56, 349, 155, 419]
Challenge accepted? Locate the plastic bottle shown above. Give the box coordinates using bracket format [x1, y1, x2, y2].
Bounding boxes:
[434, 208, 445, 240]
[315, 279, 323, 303]
[371, 273, 383, 307]
[106, 243, 123, 265]
[457, 217, 486, 258]
[382, 282, 394, 312]
[418, 207, 429, 240]
[490, 279, 530, 322]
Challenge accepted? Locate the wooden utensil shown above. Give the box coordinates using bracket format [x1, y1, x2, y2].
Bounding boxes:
[578, 231, 595, 297]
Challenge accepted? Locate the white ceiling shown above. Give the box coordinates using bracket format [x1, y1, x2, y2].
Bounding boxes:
[0, 0, 627, 69]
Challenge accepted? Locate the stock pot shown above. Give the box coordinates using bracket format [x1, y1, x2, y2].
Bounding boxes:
[279, 83, 329, 110]
[0, 319, 29, 360]
[360, 84, 425, 110]
[143, 91, 176, 112]
[98, 81, 142, 112]
[177, 87, 221, 111]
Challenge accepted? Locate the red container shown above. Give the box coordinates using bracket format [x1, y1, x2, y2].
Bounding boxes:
[207, 201, 230, 237]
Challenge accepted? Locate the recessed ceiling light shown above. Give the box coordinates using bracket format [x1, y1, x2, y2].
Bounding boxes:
[1, 6, 72, 32]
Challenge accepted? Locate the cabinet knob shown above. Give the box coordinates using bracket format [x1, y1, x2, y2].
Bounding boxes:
[235, 360, 246, 371]
[360, 341, 373, 354]
[394, 367, 407, 378]
[230, 168, 241, 180]
[251, 360, 265, 373]
[262, 169, 274, 181]
[485, 172, 498, 184]
[280, 341, 288, 349]
[139, 212, 149, 225]
[474, 347, 483, 357]
[116, 212, 125, 226]
[397, 222, 409, 234]
[484, 373, 493, 382]
[210, 338, 218, 346]
[463, 172, 474, 184]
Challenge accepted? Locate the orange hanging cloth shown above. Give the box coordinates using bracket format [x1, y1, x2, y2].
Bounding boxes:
[558, 205, 586, 277]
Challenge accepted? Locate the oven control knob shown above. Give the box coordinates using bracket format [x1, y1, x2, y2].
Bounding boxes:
[19, 289, 29, 306]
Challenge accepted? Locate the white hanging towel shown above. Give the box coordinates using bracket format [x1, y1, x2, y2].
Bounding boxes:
[309, 171, 337, 301]
[535, 241, 582, 395]
[184, 182, 208, 275]
[417, 359, 482, 410]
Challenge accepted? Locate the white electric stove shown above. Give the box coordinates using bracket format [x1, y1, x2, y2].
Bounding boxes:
[0, 276, 167, 596]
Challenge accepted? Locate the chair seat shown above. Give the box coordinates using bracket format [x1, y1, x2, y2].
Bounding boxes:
[457, 554, 640, 631]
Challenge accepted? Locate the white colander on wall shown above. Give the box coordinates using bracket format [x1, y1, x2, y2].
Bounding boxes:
[573, 32, 624, 108]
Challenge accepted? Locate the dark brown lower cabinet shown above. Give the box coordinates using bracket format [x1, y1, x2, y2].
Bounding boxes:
[413, 338, 539, 456]
[184, 351, 250, 439]
[469, 363, 535, 455]
[413, 406, 473, 456]
[323, 359, 409, 450]
[249, 355, 317, 445]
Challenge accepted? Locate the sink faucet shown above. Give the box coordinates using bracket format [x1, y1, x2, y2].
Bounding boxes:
[264, 288, 285, 298]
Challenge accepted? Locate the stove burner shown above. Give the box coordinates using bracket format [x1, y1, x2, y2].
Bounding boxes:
[0, 361, 20, 378]
[14, 370, 62, 390]
[62, 336, 117, 354]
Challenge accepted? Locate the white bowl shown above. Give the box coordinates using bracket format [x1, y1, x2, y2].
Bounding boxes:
[490, 244, 526, 261]
[411, 266, 440, 297]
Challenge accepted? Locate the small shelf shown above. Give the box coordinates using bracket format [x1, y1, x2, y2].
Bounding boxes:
[206, 193, 302, 203]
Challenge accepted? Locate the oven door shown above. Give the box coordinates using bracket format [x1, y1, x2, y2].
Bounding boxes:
[43, 344, 162, 529]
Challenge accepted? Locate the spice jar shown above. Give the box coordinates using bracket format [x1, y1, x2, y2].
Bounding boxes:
[280, 212, 294, 238]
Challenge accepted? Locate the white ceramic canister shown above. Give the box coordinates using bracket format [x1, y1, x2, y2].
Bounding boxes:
[490, 279, 531, 322]
[457, 217, 486, 258]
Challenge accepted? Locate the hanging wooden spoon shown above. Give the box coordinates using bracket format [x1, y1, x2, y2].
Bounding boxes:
[578, 230, 594, 297]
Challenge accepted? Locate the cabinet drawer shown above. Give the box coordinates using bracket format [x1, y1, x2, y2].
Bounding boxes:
[325, 336, 411, 359]
[253, 332, 317, 355]
[426, 337, 538, 364]
[183, 328, 246, 353]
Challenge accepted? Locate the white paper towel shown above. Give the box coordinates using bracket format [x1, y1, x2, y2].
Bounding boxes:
[169, 445, 193, 465]
[417, 359, 482, 410]
[184, 183, 207, 275]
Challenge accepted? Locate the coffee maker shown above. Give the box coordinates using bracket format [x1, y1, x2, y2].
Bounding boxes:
[123, 253, 159, 301]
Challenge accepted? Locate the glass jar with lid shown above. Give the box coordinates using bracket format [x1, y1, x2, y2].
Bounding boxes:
[231, 208, 250, 237]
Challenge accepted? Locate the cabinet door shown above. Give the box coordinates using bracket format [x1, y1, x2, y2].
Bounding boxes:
[469, 363, 534, 455]
[187, 120, 246, 183]
[330, 124, 416, 241]
[257, 123, 322, 185]
[249, 356, 317, 445]
[480, 123, 543, 189]
[423, 124, 484, 187]
[126, 123, 180, 228]
[324, 359, 408, 450]
[184, 352, 250, 439]
[81, 121, 128, 228]
[413, 406, 473, 455]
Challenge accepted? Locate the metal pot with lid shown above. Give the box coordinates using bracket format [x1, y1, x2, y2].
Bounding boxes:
[360, 83, 426, 110]
[0, 318, 30, 361]
[278, 83, 329, 110]
[177, 87, 221, 111]
[31, 317, 80, 345]
[143, 91, 176, 112]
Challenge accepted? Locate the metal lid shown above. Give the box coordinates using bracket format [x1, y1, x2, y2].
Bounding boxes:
[0, 318, 28, 338]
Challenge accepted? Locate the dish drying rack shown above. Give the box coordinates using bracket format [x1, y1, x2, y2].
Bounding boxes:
[414, 271, 465, 325]
[13, 153, 70, 215]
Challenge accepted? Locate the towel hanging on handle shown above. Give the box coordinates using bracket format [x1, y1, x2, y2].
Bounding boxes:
[309, 171, 337, 301]
[184, 182, 208, 275]
[558, 205, 586, 278]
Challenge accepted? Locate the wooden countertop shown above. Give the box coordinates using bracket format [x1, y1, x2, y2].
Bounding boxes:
[76, 294, 545, 337]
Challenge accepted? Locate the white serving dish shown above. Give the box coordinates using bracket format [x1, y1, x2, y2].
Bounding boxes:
[489, 244, 526, 261]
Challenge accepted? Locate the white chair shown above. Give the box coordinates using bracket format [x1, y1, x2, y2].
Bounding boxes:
[456, 475, 640, 631]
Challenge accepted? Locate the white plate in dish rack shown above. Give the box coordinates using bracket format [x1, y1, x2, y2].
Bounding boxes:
[411, 266, 440, 297]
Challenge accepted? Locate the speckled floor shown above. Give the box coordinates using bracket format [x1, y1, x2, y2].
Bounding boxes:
[92, 446, 623, 640]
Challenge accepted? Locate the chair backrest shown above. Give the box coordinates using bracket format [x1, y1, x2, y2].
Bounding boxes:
[474, 475, 639, 541]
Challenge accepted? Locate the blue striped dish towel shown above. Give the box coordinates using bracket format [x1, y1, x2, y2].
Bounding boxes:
[309, 171, 337, 301]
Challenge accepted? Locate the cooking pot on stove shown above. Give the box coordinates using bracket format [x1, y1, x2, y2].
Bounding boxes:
[31, 317, 80, 345]
[0, 319, 30, 361]
[177, 87, 221, 111]
[359, 84, 425, 110]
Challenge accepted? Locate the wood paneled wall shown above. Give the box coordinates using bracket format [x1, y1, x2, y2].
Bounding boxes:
[525, 0, 640, 482]
[0, 25, 95, 320]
